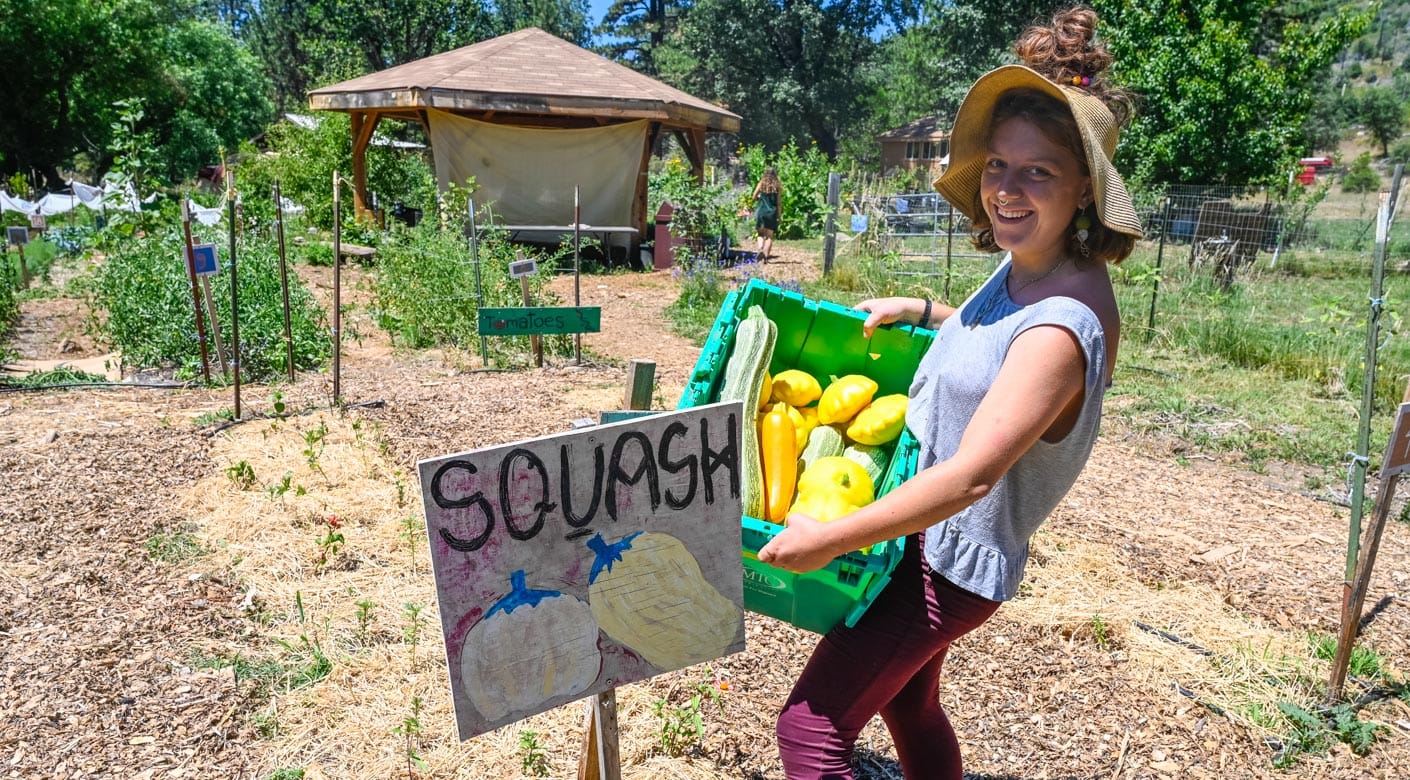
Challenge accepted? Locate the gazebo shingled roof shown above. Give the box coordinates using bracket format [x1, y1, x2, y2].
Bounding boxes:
[308, 27, 740, 227]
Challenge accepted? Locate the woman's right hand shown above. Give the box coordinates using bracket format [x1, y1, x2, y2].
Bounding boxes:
[855, 297, 921, 337]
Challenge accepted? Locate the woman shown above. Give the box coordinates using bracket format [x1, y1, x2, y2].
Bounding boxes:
[752, 166, 783, 259]
[756, 6, 1143, 779]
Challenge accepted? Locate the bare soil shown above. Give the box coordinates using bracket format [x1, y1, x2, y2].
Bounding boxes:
[2, 247, 1408, 779]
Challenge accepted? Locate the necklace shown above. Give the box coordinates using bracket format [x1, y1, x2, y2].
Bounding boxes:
[967, 258, 1069, 329]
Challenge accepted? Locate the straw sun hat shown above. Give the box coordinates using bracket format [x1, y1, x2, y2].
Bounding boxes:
[934, 64, 1143, 238]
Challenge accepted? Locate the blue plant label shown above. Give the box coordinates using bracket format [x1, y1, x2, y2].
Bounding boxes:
[850, 214, 869, 233]
[191, 243, 219, 276]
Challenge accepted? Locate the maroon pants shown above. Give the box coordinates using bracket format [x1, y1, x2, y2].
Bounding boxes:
[776, 533, 1001, 779]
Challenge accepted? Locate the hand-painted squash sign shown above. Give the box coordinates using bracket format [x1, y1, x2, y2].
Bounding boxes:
[418, 401, 746, 740]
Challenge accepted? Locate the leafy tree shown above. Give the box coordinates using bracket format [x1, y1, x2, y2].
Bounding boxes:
[1341, 151, 1380, 192]
[246, 1, 496, 112]
[663, 0, 885, 156]
[1097, 0, 1370, 187]
[595, 0, 686, 75]
[1355, 86, 1407, 156]
[840, 0, 1055, 168]
[492, 0, 591, 43]
[0, 0, 271, 187]
[1302, 83, 1352, 154]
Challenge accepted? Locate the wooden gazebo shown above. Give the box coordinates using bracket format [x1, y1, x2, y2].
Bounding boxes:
[307, 27, 740, 238]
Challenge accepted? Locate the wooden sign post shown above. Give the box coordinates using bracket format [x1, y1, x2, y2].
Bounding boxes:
[179, 199, 213, 384]
[1328, 386, 1410, 700]
[192, 243, 230, 379]
[416, 402, 746, 745]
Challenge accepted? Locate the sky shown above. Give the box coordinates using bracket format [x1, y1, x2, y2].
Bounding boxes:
[587, 0, 614, 27]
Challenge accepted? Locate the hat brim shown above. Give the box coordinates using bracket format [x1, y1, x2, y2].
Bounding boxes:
[934, 65, 1142, 238]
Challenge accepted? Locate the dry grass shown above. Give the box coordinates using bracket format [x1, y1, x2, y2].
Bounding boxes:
[180, 410, 747, 778]
[1013, 529, 1332, 742]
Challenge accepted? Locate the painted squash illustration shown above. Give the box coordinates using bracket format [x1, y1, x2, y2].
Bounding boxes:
[459, 569, 602, 722]
[586, 532, 742, 670]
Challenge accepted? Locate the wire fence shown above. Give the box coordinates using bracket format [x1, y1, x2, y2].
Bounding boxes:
[838, 176, 1409, 303]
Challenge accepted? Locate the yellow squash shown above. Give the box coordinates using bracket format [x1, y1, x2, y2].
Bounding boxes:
[770, 369, 822, 407]
[817, 374, 878, 425]
[846, 394, 909, 445]
[760, 402, 798, 523]
[796, 456, 875, 508]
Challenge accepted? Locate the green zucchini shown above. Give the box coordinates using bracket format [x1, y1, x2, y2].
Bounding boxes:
[717, 305, 776, 518]
[798, 424, 846, 476]
[843, 443, 890, 486]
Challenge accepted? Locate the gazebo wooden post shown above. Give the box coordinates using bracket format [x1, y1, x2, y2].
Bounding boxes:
[633, 123, 661, 258]
[674, 128, 707, 184]
[348, 111, 382, 218]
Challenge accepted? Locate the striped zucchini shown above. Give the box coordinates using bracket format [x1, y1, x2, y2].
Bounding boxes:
[843, 443, 890, 486]
[718, 305, 777, 518]
[798, 424, 846, 476]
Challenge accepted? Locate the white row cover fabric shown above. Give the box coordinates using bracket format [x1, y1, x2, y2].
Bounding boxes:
[187, 197, 226, 226]
[427, 110, 647, 228]
[1, 180, 149, 216]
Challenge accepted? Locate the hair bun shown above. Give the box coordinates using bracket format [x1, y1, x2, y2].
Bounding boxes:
[1013, 5, 1129, 124]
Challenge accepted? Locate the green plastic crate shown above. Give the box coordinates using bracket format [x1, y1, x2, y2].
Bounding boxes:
[677, 279, 936, 634]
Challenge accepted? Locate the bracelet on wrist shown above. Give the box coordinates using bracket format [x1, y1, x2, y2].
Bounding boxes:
[919, 298, 933, 329]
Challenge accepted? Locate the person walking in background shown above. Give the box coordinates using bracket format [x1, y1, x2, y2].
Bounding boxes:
[752, 166, 782, 259]
[757, 5, 1142, 778]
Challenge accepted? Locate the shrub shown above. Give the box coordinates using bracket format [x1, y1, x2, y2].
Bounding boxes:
[371, 218, 572, 365]
[1341, 152, 1379, 192]
[648, 157, 737, 246]
[1389, 137, 1410, 166]
[94, 229, 330, 381]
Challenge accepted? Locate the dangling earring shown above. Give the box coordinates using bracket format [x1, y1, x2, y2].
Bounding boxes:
[1074, 208, 1092, 260]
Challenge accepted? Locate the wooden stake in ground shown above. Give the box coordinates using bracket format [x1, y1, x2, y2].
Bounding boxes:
[332, 170, 344, 404]
[577, 359, 655, 780]
[518, 249, 543, 368]
[1329, 383, 1410, 700]
[573, 185, 583, 365]
[227, 172, 242, 420]
[274, 180, 295, 382]
[179, 198, 213, 384]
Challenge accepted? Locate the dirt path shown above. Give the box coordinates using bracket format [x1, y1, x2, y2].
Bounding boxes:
[2, 252, 1408, 779]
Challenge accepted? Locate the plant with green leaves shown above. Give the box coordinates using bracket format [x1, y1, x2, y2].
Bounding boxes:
[371, 219, 572, 364]
[225, 460, 259, 490]
[234, 112, 436, 231]
[266, 471, 296, 501]
[648, 155, 737, 249]
[652, 666, 727, 757]
[302, 421, 329, 475]
[739, 141, 836, 239]
[1100, 0, 1370, 186]
[519, 730, 550, 777]
[1341, 152, 1380, 193]
[399, 514, 422, 573]
[391, 695, 430, 776]
[403, 602, 428, 664]
[354, 599, 376, 646]
[314, 514, 345, 570]
[92, 229, 330, 382]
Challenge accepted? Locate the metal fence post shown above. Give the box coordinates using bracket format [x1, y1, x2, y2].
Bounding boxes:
[1147, 196, 1173, 336]
[822, 173, 840, 275]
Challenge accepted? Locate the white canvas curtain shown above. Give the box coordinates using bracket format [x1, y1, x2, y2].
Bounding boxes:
[427, 110, 647, 227]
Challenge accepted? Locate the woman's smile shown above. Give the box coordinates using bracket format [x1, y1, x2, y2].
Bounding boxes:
[980, 117, 1091, 265]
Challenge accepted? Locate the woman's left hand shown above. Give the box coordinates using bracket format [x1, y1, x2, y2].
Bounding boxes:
[757, 513, 837, 573]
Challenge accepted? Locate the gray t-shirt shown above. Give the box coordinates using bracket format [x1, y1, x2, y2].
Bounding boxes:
[905, 258, 1108, 602]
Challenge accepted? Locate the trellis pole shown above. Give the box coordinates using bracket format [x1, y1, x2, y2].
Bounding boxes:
[1341, 166, 1403, 621]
